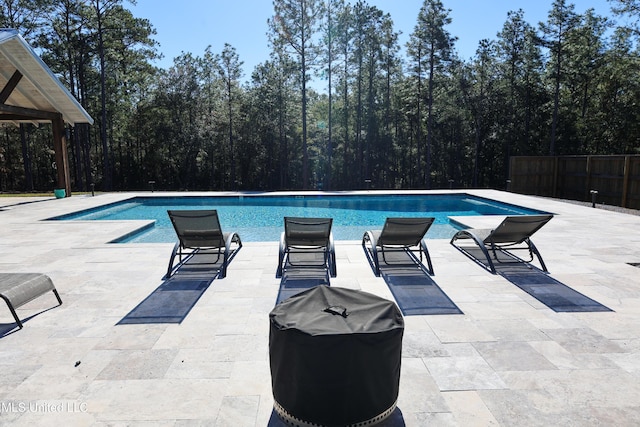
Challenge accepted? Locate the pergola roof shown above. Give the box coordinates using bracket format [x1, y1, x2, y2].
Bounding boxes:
[0, 28, 93, 126]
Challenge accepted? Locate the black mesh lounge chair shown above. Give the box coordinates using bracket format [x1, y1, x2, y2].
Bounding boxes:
[362, 217, 435, 276]
[166, 210, 242, 279]
[277, 217, 336, 278]
[0, 273, 62, 329]
[450, 214, 553, 274]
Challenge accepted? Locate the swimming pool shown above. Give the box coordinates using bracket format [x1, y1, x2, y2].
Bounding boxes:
[51, 194, 547, 242]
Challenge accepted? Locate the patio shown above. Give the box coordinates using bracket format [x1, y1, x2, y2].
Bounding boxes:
[1, 189, 639, 426]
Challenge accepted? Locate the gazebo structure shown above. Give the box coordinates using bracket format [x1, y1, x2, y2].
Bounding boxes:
[0, 28, 93, 197]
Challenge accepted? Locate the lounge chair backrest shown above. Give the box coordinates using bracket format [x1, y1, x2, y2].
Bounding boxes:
[284, 217, 333, 247]
[168, 210, 224, 248]
[378, 217, 435, 246]
[485, 214, 553, 244]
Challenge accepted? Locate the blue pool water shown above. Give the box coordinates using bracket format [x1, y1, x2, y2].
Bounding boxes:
[51, 194, 546, 243]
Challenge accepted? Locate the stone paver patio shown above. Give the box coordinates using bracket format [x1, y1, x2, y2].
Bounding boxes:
[0, 189, 639, 426]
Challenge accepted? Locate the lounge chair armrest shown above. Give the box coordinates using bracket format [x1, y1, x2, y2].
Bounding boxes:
[328, 232, 337, 277]
[362, 230, 382, 276]
[450, 229, 497, 274]
[362, 229, 381, 247]
[165, 242, 181, 278]
[224, 232, 242, 250]
[450, 228, 492, 244]
[276, 232, 286, 278]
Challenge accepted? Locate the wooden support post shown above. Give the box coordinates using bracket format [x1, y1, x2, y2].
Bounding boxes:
[51, 114, 71, 197]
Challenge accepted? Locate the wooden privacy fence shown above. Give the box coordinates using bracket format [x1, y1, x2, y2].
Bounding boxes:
[509, 155, 640, 210]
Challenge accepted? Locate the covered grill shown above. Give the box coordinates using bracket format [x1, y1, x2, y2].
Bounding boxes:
[269, 285, 404, 426]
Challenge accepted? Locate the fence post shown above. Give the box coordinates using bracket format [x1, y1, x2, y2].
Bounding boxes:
[509, 156, 515, 192]
[622, 155, 630, 208]
[590, 190, 598, 208]
[585, 156, 592, 202]
[552, 156, 558, 198]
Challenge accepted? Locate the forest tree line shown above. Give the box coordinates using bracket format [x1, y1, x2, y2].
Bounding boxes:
[1, 0, 640, 193]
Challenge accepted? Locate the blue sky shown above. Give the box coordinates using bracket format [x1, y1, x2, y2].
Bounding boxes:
[130, 0, 614, 82]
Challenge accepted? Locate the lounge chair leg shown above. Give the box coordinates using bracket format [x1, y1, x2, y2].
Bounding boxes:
[420, 239, 435, 275]
[52, 289, 63, 306]
[165, 242, 180, 278]
[451, 232, 497, 274]
[527, 239, 548, 272]
[328, 249, 337, 278]
[372, 247, 381, 276]
[220, 247, 229, 279]
[481, 246, 497, 274]
[361, 233, 381, 276]
[1, 296, 23, 329]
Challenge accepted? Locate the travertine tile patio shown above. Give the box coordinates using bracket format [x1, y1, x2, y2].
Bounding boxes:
[0, 189, 639, 426]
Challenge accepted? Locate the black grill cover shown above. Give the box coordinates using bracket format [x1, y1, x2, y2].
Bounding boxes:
[269, 285, 404, 426]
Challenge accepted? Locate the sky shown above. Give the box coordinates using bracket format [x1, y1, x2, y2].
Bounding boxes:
[129, 0, 615, 84]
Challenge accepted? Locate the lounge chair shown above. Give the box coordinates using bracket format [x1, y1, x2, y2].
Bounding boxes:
[450, 214, 553, 273]
[0, 273, 62, 329]
[362, 217, 435, 276]
[166, 210, 242, 279]
[277, 217, 336, 278]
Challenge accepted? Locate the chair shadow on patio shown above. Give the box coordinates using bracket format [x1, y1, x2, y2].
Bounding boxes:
[362, 246, 462, 316]
[275, 256, 330, 305]
[118, 249, 241, 325]
[0, 305, 61, 337]
[457, 246, 612, 313]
